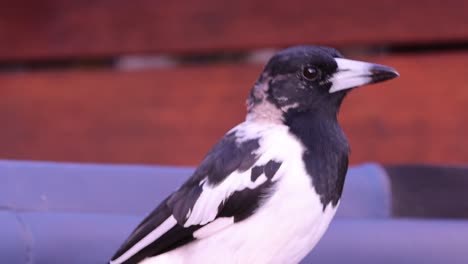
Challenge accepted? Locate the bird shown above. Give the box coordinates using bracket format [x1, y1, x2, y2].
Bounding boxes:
[109, 45, 399, 264]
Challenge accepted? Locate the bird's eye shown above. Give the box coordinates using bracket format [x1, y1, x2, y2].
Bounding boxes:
[302, 66, 320, 80]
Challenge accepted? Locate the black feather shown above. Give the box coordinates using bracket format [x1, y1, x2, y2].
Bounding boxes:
[166, 131, 260, 223]
[285, 109, 349, 210]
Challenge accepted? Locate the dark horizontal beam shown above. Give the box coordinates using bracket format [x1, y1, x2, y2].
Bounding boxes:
[1, 0, 468, 60]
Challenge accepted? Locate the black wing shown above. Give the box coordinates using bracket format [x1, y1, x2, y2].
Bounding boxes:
[110, 130, 282, 264]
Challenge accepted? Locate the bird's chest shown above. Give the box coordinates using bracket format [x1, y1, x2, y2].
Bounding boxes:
[233, 162, 338, 263]
[255, 128, 336, 219]
[221, 125, 340, 262]
[268, 157, 337, 228]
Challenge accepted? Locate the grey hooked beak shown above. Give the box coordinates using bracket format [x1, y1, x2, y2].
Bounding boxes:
[329, 58, 399, 93]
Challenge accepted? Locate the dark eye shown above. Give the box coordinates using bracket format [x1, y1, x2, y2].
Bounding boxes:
[302, 66, 320, 80]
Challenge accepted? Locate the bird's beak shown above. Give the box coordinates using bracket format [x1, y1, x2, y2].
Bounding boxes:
[329, 58, 399, 93]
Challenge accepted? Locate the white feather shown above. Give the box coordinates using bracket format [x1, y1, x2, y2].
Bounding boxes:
[184, 160, 274, 227]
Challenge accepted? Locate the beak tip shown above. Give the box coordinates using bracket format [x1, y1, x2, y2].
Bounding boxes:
[390, 68, 400, 78]
[370, 65, 400, 83]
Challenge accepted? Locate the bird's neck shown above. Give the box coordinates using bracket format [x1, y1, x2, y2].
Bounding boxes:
[246, 100, 285, 124]
[284, 109, 348, 148]
[284, 109, 350, 209]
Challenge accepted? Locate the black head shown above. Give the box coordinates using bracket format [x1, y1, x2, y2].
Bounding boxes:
[247, 46, 399, 121]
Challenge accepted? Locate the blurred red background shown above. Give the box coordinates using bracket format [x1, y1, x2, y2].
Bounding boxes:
[1, 0, 468, 166]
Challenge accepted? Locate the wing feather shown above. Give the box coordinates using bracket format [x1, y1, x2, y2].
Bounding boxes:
[110, 128, 283, 264]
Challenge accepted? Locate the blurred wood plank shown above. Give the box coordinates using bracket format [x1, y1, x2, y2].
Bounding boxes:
[1, 0, 468, 60]
[0, 64, 256, 165]
[1, 52, 468, 165]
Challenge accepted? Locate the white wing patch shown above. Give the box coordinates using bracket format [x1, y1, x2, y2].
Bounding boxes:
[110, 216, 178, 264]
[182, 122, 291, 228]
[193, 217, 235, 239]
[184, 170, 269, 227]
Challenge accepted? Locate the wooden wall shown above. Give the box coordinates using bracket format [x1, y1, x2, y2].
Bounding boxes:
[1, 0, 468, 166]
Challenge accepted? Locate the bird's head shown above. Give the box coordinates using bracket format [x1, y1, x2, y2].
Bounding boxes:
[247, 46, 399, 122]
